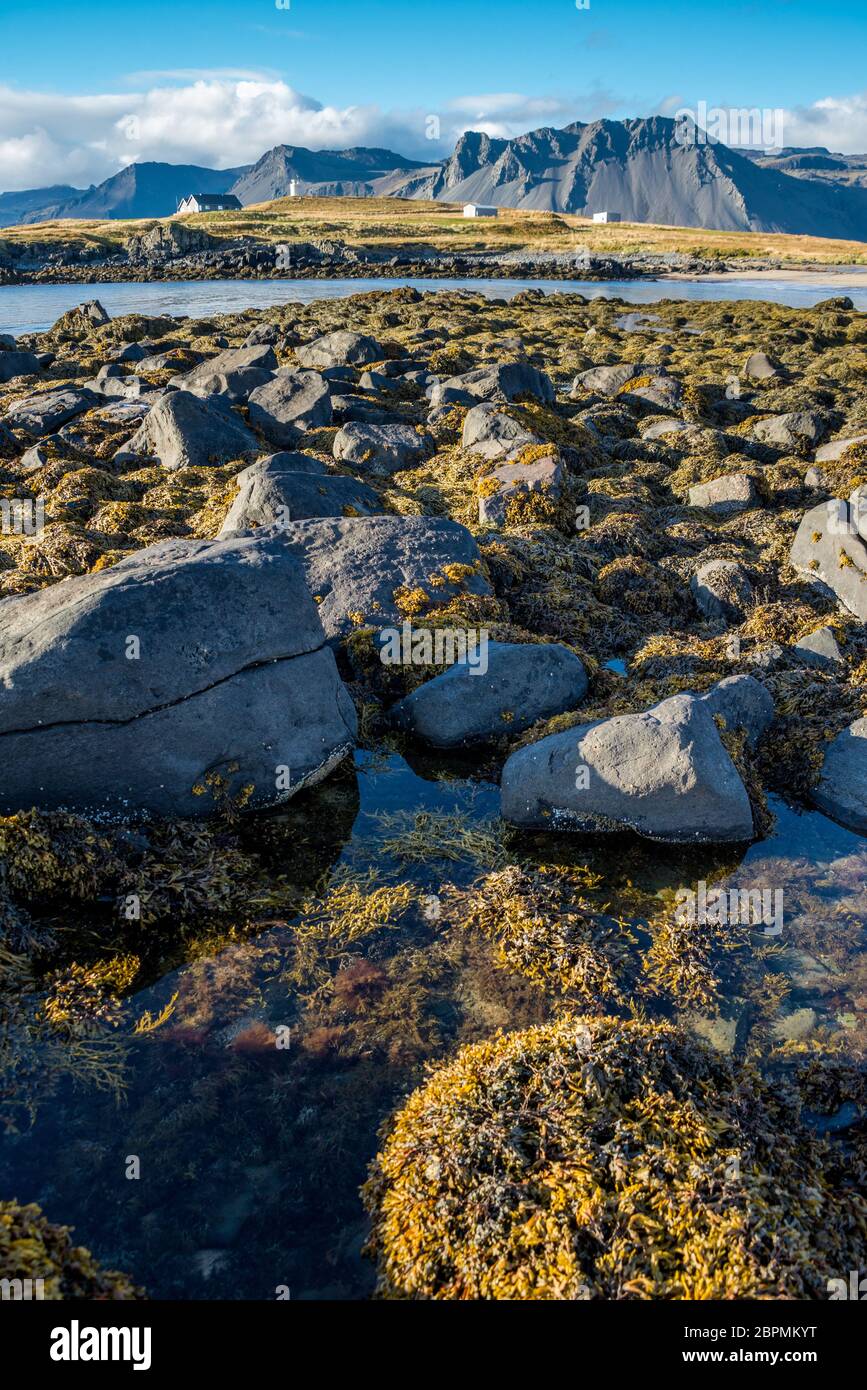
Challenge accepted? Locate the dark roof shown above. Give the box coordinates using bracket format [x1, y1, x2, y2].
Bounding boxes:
[181, 193, 242, 209]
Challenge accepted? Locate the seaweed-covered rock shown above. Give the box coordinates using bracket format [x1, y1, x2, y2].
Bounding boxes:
[363, 1016, 866, 1299]
[278, 514, 492, 640]
[219, 453, 382, 533]
[0, 531, 357, 818]
[430, 362, 555, 408]
[0, 1199, 143, 1300]
[478, 453, 563, 526]
[333, 422, 434, 474]
[572, 363, 654, 396]
[115, 390, 261, 472]
[500, 683, 760, 842]
[815, 433, 867, 463]
[391, 641, 587, 747]
[790, 499, 867, 621]
[690, 559, 753, 623]
[812, 717, 867, 832]
[247, 369, 333, 445]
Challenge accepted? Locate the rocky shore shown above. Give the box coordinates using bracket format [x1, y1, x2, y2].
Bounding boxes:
[1, 284, 866, 1299]
[0, 219, 790, 285]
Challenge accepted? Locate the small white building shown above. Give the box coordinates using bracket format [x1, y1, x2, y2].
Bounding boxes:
[177, 193, 242, 215]
[463, 204, 498, 218]
[288, 179, 299, 197]
[592, 210, 621, 224]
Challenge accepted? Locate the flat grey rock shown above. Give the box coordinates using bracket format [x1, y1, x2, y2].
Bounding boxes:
[500, 683, 759, 842]
[0, 350, 42, 384]
[793, 625, 844, 668]
[295, 331, 384, 369]
[4, 387, 98, 437]
[812, 717, 867, 833]
[0, 530, 356, 818]
[689, 473, 757, 516]
[115, 390, 260, 471]
[247, 370, 332, 446]
[277, 514, 491, 640]
[333, 422, 434, 474]
[815, 434, 867, 463]
[219, 455, 382, 533]
[392, 641, 588, 748]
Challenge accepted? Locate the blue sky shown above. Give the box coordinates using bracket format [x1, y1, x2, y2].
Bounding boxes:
[1, 0, 866, 188]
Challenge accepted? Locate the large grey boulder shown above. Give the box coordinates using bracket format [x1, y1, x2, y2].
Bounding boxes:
[688, 473, 757, 516]
[461, 403, 541, 461]
[690, 559, 753, 623]
[333, 422, 434, 474]
[500, 681, 762, 842]
[296, 331, 384, 369]
[811, 718, 867, 832]
[219, 453, 382, 534]
[751, 411, 826, 452]
[247, 370, 332, 445]
[278, 515, 491, 640]
[5, 387, 98, 437]
[392, 641, 588, 748]
[0, 350, 42, 384]
[701, 674, 774, 749]
[0, 531, 356, 819]
[790, 499, 867, 621]
[115, 390, 260, 471]
[430, 362, 555, 408]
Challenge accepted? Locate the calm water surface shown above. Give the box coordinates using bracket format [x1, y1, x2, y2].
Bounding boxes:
[3, 274, 867, 334]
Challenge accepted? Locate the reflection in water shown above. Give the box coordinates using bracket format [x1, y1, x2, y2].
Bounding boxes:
[0, 752, 863, 1298]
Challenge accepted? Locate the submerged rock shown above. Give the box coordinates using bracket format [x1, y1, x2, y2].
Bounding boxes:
[0, 530, 356, 818]
[391, 641, 588, 747]
[812, 717, 867, 832]
[500, 679, 765, 842]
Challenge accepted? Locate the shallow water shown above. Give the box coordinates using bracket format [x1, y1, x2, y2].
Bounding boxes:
[0, 750, 863, 1299]
[3, 273, 867, 334]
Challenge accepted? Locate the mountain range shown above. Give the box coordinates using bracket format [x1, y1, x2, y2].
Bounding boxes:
[3, 116, 867, 240]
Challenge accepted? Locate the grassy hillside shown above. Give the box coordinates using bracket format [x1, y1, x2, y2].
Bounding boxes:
[2, 195, 867, 265]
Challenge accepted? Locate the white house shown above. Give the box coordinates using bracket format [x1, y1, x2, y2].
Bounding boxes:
[177, 193, 242, 215]
[592, 211, 621, 224]
[463, 204, 498, 218]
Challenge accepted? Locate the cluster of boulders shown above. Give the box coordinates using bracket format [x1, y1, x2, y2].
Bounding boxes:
[1, 290, 865, 838]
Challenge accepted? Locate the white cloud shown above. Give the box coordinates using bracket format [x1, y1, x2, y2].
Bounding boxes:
[3, 76, 864, 195]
